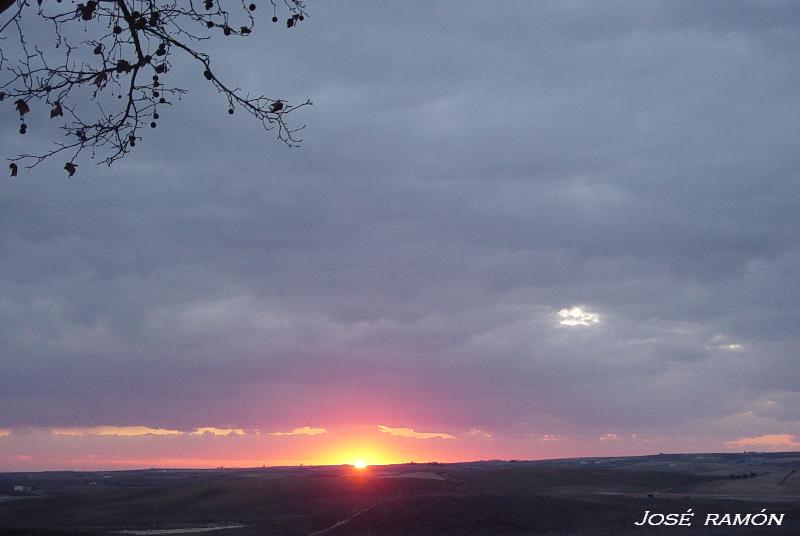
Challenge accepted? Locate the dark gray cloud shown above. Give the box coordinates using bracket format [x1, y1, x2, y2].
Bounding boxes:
[1, 1, 799, 451]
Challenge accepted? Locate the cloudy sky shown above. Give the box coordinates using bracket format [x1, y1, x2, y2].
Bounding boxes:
[2, 0, 800, 469]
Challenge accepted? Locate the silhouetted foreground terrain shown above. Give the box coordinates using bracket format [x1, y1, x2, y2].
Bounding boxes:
[1, 452, 798, 535]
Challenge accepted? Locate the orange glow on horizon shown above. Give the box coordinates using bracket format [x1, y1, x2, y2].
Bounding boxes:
[313, 432, 402, 467]
[2, 423, 556, 471]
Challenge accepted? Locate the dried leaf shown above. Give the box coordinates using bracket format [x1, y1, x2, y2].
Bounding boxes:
[14, 99, 30, 116]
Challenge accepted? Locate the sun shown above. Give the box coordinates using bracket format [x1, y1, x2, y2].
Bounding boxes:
[353, 459, 368, 470]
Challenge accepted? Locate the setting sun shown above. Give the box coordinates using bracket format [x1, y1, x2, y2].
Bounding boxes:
[353, 459, 368, 469]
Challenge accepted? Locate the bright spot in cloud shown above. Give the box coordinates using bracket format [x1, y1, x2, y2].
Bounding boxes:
[0, 428, 10, 438]
[50, 426, 181, 437]
[708, 335, 744, 352]
[558, 306, 599, 326]
[541, 434, 559, 442]
[269, 426, 327, 436]
[191, 427, 246, 436]
[466, 428, 492, 438]
[377, 425, 454, 440]
[599, 433, 621, 441]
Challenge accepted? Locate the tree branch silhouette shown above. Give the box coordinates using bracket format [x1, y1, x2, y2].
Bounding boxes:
[1, 0, 311, 176]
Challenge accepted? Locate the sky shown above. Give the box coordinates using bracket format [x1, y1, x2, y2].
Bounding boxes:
[1, 0, 800, 470]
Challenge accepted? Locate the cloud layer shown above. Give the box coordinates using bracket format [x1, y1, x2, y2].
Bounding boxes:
[2, 1, 800, 468]
[377, 426, 455, 440]
[269, 427, 327, 437]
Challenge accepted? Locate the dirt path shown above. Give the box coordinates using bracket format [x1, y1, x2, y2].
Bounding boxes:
[778, 468, 797, 485]
[307, 499, 393, 536]
[114, 525, 244, 535]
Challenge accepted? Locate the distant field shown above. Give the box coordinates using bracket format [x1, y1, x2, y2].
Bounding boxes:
[0, 452, 798, 535]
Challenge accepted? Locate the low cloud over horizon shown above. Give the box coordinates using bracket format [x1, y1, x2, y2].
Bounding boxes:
[269, 427, 328, 437]
[377, 425, 455, 440]
[2, 1, 800, 469]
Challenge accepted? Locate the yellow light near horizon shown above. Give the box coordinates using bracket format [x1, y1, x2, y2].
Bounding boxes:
[353, 459, 368, 469]
[314, 433, 401, 466]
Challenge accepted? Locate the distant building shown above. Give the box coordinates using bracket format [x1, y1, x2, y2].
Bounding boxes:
[13, 485, 32, 493]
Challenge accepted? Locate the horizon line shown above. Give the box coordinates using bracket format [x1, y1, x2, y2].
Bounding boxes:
[4, 449, 797, 474]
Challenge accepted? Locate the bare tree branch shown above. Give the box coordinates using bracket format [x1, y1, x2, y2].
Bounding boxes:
[0, 0, 16, 18]
[1, 0, 311, 175]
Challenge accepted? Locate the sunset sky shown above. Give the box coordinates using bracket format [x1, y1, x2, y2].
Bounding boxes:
[2, 1, 800, 470]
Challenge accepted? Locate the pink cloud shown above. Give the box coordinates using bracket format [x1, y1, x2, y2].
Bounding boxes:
[377, 425, 454, 440]
[269, 426, 327, 436]
[725, 434, 800, 451]
[50, 426, 180, 437]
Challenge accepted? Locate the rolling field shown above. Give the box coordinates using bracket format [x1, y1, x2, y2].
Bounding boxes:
[0, 452, 798, 535]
